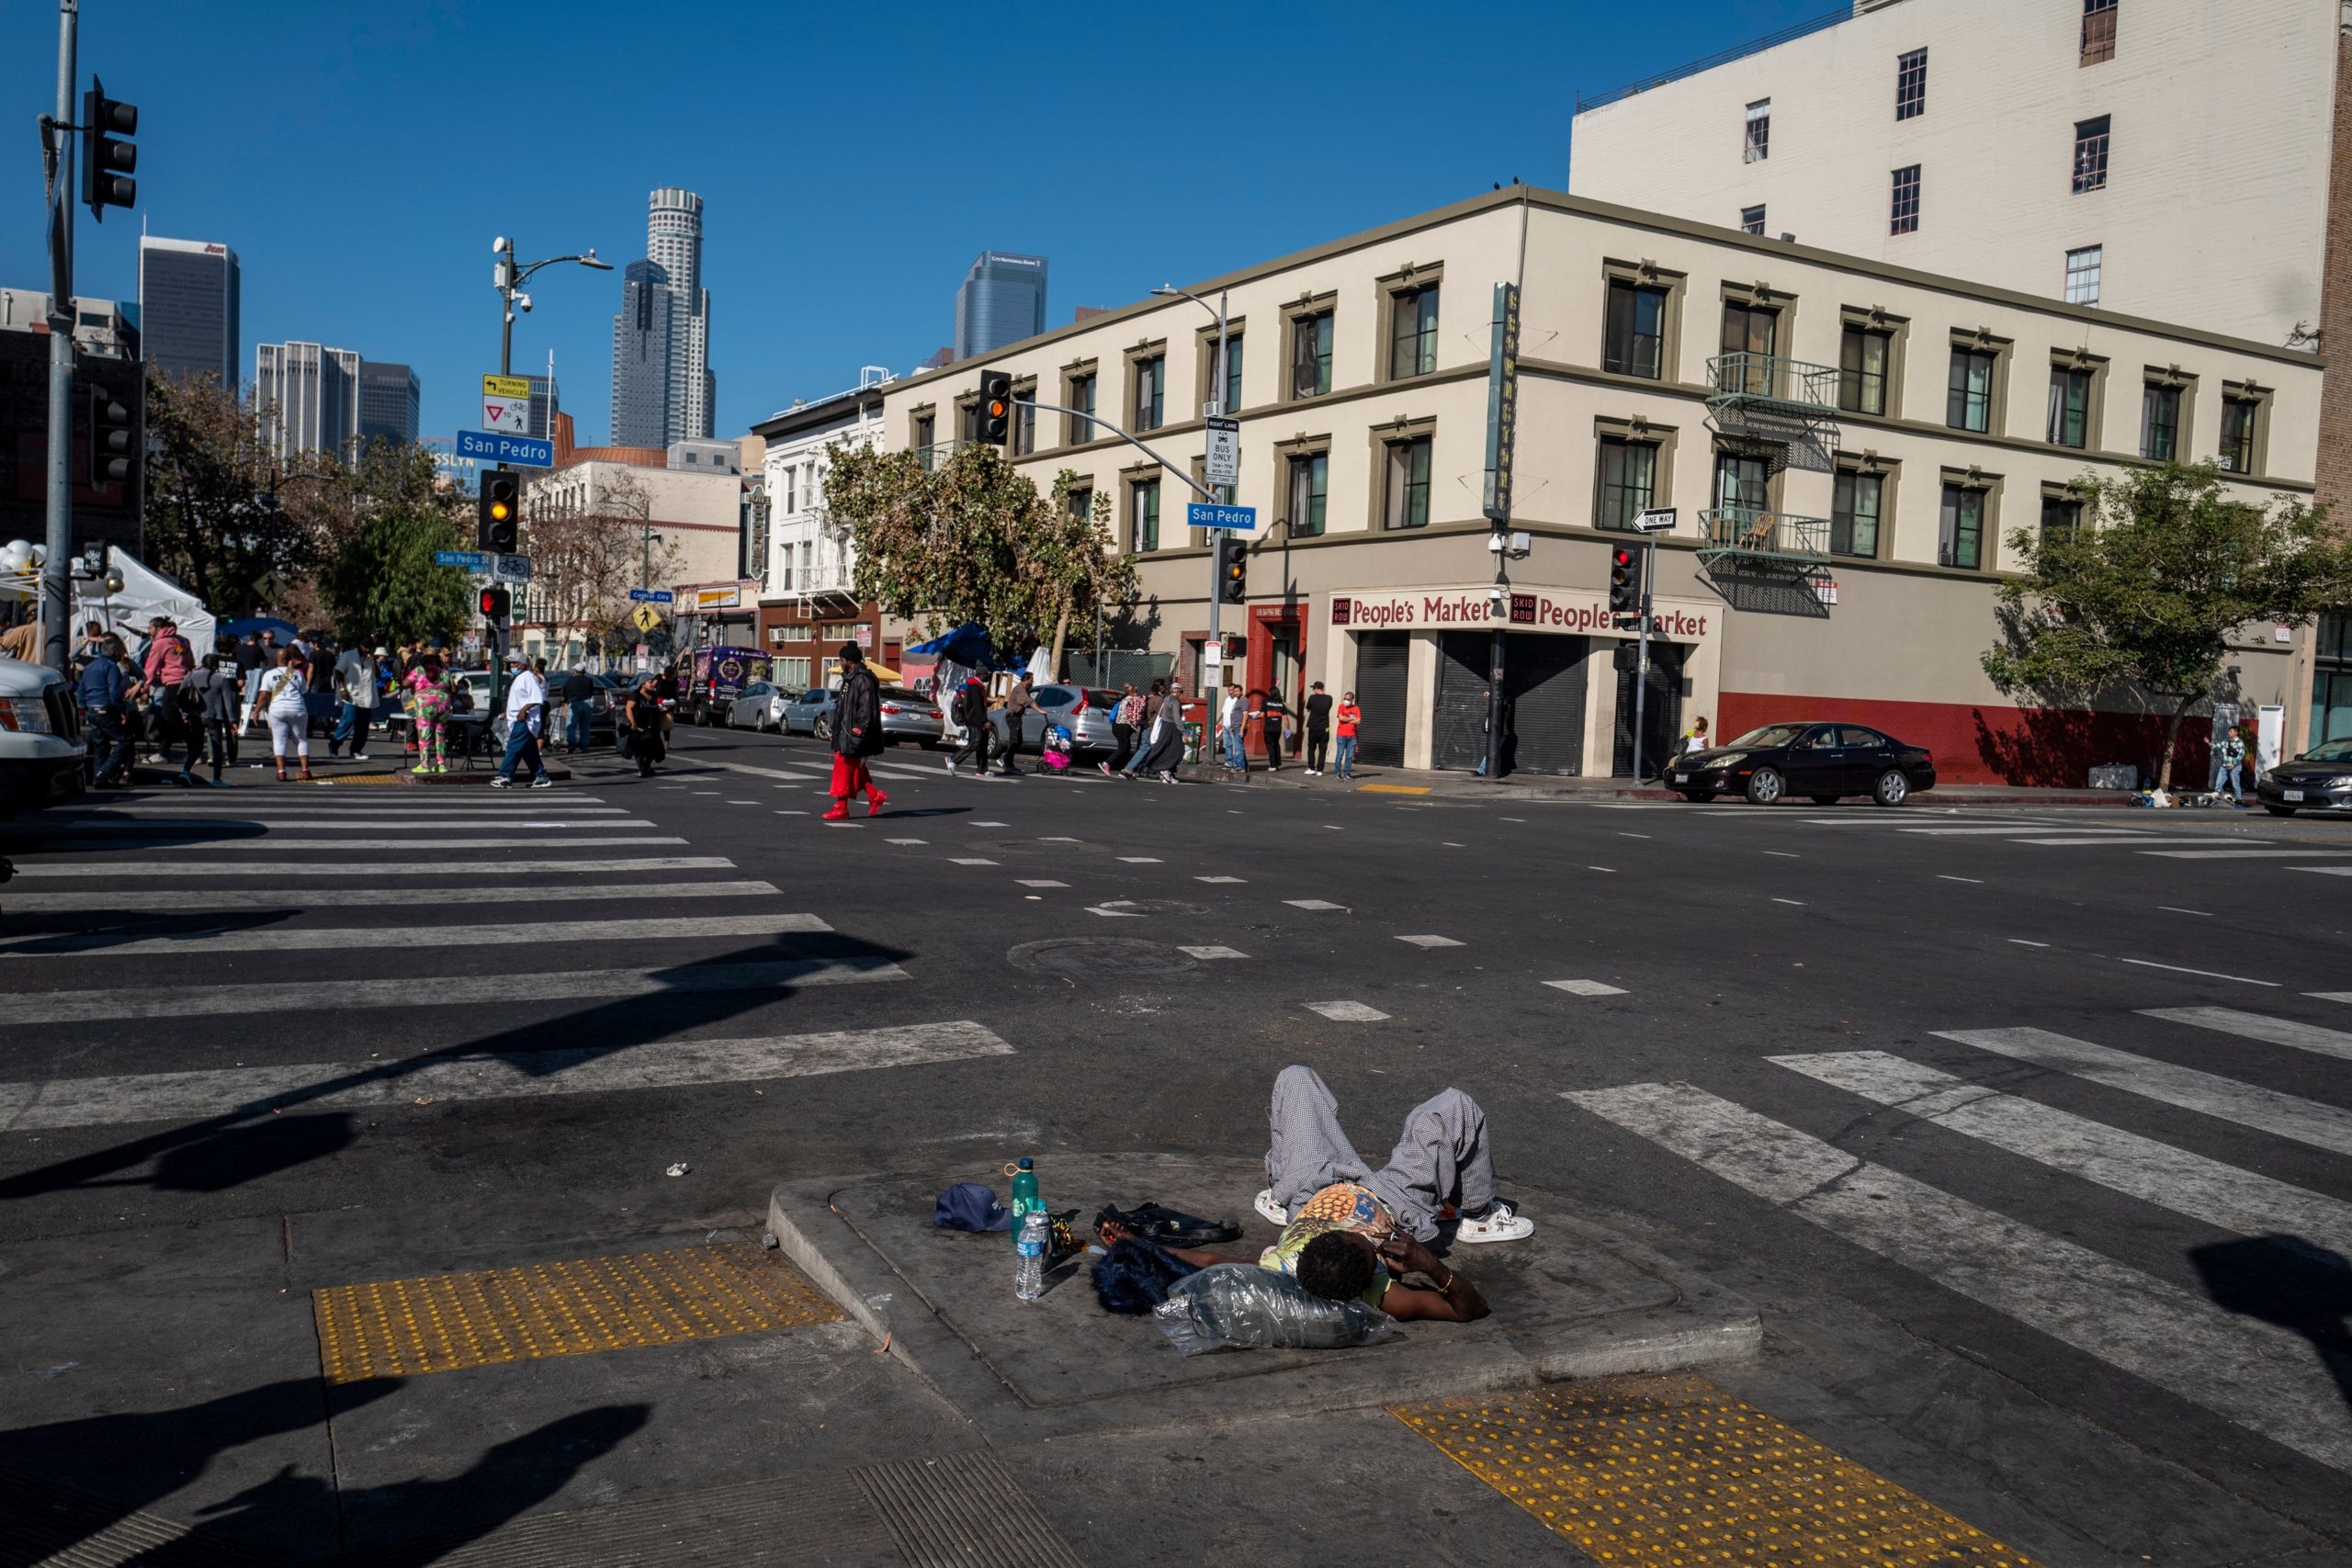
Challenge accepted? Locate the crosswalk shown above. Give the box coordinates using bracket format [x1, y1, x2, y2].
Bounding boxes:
[0, 786, 1005, 1114]
[1566, 998, 2352, 1472]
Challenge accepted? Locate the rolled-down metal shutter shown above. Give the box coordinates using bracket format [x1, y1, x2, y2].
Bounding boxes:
[1505, 633, 1589, 775]
[1434, 632, 1493, 770]
[1351, 632, 1409, 767]
[1612, 640, 1687, 777]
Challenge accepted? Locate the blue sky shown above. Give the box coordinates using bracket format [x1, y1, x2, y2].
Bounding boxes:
[6, 0, 1829, 446]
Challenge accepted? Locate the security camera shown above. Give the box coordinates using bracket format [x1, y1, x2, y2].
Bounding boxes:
[492, 236, 508, 254]
[514, 293, 533, 313]
[1487, 585, 1505, 604]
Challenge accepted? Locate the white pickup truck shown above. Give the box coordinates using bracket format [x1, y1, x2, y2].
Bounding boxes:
[0, 653, 85, 817]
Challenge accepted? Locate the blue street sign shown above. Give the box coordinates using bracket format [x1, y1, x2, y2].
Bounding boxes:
[627, 588, 676, 604]
[455, 429, 555, 468]
[435, 549, 491, 569]
[1186, 502, 1256, 531]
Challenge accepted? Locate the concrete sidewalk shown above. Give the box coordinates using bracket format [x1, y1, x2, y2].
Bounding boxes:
[1170, 759, 2138, 807]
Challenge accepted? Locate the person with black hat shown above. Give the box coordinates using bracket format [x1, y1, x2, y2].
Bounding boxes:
[825, 642, 887, 820]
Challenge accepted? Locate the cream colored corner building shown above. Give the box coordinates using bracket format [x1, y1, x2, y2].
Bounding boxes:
[867, 186, 2319, 784]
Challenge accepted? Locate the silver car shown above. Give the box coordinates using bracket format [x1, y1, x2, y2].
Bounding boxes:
[993, 685, 1125, 755]
[808, 684, 945, 748]
[726, 680, 789, 731]
[780, 687, 833, 736]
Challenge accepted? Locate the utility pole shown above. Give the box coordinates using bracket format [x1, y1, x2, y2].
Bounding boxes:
[1152, 285, 1231, 694]
[39, 1, 78, 673]
[1631, 537, 1655, 785]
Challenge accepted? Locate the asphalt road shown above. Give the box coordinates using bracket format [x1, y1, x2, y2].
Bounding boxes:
[3, 725, 2349, 1566]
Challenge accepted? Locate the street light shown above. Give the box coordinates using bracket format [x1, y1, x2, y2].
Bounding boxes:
[1150, 283, 1234, 684]
[492, 236, 613, 378]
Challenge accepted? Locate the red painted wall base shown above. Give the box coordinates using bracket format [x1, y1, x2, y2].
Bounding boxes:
[1716, 692, 2211, 788]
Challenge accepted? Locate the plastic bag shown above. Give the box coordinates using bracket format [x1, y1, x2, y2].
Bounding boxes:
[1151, 1264, 1398, 1356]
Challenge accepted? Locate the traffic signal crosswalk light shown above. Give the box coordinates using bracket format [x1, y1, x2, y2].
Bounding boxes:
[1608, 546, 1640, 615]
[976, 369, 1012, 446]
[79, 77, 138, 222]
[478, 471, 520, 552]
[479, 585, 511, 623]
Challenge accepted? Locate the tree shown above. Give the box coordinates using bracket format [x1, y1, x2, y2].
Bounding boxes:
[142, 371, 322, 615]
[314, 444, 474, 648]
[822, 442, 1136, 667]
[519, 472, 678, 659]
[1982, 461, 2352, 790]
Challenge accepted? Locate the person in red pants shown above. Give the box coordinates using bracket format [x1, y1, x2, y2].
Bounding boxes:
[824, 643, 888, 820]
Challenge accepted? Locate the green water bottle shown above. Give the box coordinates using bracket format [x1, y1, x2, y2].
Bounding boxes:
[1010, 1157, 1041, 1247]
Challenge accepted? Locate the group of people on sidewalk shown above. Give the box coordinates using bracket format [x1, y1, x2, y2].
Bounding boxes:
[1216, 682, 1363, 779]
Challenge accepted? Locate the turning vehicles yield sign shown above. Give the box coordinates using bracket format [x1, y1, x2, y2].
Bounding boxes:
[482, 374, 531, 434]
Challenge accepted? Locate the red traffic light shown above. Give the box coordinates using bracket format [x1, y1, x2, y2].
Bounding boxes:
[478, 586, 510, 619]
[1611, 547, 1634, 568]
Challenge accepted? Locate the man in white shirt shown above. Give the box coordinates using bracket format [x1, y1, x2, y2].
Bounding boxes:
[1218, 684, 1248, 771]
[330, 642, 379, 761]
[493, 657, 551, 788]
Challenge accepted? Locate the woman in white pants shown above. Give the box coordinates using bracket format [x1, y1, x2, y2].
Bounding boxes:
[259, 646, 314, 782]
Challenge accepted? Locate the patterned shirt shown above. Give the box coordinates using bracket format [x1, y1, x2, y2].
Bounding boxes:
[1258, 1182, 1395, 1309]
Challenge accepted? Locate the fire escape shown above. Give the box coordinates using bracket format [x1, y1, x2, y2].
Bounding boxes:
[1699, 351, 1840, 590]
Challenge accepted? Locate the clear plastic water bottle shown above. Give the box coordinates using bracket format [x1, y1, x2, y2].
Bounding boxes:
[1009, 1156, 1041, 1249]
[1014, 1211, 1049, 1301]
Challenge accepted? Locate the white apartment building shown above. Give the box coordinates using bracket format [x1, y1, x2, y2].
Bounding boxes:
[517, 447, 749, 666]
[1568, 0, 2348, 488]
[870, 185, 2322, 781]
[747, 377, 894, 688]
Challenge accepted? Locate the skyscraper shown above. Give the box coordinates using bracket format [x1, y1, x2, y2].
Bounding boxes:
[609, 187, 713, 446]
[525, 372, 560, 439]
[138, 235, 240, 389]
[356, 361, 421, 448]
[954, 252, 1047, 360]
[254, 342, 360, 461]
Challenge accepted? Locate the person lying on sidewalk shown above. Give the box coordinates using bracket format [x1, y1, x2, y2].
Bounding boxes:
[1097, 1065, 1532, 1322]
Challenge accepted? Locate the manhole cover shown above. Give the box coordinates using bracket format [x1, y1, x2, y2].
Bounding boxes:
[1008, 938, 1199, 978]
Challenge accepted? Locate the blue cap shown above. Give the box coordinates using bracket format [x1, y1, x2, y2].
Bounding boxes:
[1017, 1157, 1034, 1169]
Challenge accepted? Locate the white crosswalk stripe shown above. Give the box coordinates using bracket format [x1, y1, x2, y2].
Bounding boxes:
[0, 911, 830, 960]
[17, 834, 689, 852]
[5, 856, 735, 878]
[18, 818, 657, 832]
[2140, 1006, 2352, 1062]
[1565, 1077, 2352, 1472]
[0, 881, 779, 913]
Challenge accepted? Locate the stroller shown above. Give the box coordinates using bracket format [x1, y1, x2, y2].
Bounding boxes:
[1041, 722, 1074, 773]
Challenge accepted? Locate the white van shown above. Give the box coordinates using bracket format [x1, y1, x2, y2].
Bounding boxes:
[0, 654, 86, 816]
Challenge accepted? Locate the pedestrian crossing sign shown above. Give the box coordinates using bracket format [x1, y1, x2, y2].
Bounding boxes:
[631, 604, 662, 633]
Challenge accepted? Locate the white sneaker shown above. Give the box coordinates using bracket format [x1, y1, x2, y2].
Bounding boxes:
[944, 758, 956, 774]
[1253, 1189, 1288, 1227]
[1453, 1201, 1532, 1244]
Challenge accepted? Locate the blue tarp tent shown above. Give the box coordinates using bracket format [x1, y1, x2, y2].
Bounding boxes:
[907, 622, 998, 671]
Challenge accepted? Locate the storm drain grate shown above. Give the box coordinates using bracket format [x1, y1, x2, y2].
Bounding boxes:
[1394, 1372, 2043, 1567]
[313, 1242, 843, 1382]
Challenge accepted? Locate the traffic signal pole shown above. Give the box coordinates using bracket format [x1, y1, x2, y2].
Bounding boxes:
[1632, 536, 1656, 786]
[39, 1, 77, 674]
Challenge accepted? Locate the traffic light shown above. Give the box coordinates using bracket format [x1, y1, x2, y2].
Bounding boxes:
[479, 585, 511, 623]
[976, 369, 1012, 446]
[1608, 546, 1640, 615]
[89, 384, 134, 486]
[478, 470, 520, 552]
[79, 77, 138, 221]
[1216, 533, 1248, 604]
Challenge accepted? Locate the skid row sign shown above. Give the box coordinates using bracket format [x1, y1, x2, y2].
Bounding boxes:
[1330, 587, 1712, 642]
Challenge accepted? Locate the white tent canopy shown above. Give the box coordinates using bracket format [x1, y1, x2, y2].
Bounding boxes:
[73, 547, 217, 661]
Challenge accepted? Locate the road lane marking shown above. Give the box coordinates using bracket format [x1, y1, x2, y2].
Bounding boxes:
[1544, 980, 1625, 997]
[1762, 850, 1799, 858]
[1305, 1000, 1387, 1021]
[2007, 939, 2051, 947]
[2118, 958, 2278, 987]
[2018, 836, 2245, 847]
[0, 1021, 1013, 1134]
[1935, 1027, 2352, 1156]
[1771, 897, 1805, 906]
[2141, 1007, 2352, 1062]
[886, 838, 927, 845]
[0, 911, 831, 960]
[0, 881, 780, 913]
[1016, 879, 1068, 888]
[1119, 856, 1163, 863]
[2158, 907, 2211, 917]
[948, 857, 998, 866]
[10, 836, 690, 853]
[3, 854, 730, 877]
[2143, 849, 2352, 859]
[1180, 945, 1248, 960]
[1285, 899, 1345, 911]
[11, 818, 658, 833]
[1564, 1080, 2352, 1472]
[1396, 934, 1464, 948]
[1195, 875, 1247, 884]
[2290, 865, 2352, 876]
[1939, 875, 1983, 884]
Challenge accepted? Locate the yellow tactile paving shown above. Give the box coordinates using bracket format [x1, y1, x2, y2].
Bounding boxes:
[1393, 1373, 2044, 1567]
[312, 1242, 843, 1382]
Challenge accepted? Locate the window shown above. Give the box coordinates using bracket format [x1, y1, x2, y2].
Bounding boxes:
[783, 468, 797, 513]
[2040, 494, 2082, 542]
[1713, 448, 1770, 516]
[776, 622, 814, 641]
[1220, 335, 1245, 415]
[1720, 300, 1780, 392]
[1895, 48, 1927, 119]
[1604, 280, 1668, 378]
[1939, 483, 1985, 570]
[1740, 205, 1766, 236]
[1286, 451, 1328, 536]
[912, 412, 935, 468]
[2081, 0, 2117, 65]
[1128, 478, 1159, 552]
[1388, 286, 1439, 379]
[1383, 434, 1432, 530]
[2220, 394, 2260, 473]
[1290, 310, 1334, 399]
[1745, 98, 1770, 162]
[820, 621, 864, 642]
[2047, 366, 2092, 448]
[2072, 115, 2109, 193]
[1132, 355, 1164, 432]
[1012, 391, 1036, 457]
[2140, 379, 2180, 461]
[1595, 437, 1658, 530]
[1947, 345, 1996, 432]
[1066, 371, 1096, 445]
[1890, 164, 1921, 234]
[1831, 470, 1883, 558]
[775, 656, 811, 689]
[1839, 325, 1891, 416]
[2064, 244, 2103, 306]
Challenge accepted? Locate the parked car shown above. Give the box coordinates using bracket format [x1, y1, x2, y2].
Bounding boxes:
[726, 679, 789, 731]
[805, 683, 944, 748]
[2256, 736, 2352, 817]
[992, 685, 1124, 755]
[0, 653, 85, 815]
[1669, 721, 1936, 807]
[780, 687, 833, 736]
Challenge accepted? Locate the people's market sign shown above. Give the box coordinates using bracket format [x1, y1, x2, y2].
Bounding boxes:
[1329, 587, 1712, 641]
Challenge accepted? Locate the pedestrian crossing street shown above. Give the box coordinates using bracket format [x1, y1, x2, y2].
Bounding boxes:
[0, 787, 1010, 1111]
[1566, 997, 2352, 1473]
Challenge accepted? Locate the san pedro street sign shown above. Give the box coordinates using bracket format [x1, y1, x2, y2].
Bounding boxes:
[455, 429, 554, 468]
[1186, 502, 1256, 532]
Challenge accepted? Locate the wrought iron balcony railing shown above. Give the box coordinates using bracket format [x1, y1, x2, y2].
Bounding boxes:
[1697, 505, 1832, 565]
[1706, 353, 1839, 413]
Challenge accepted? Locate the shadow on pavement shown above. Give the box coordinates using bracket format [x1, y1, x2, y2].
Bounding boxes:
[2191, 1233, 2352, 1417]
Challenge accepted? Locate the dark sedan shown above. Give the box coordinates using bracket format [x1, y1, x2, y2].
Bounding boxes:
[1668, 721, 1937, 807]
[2256, 736, 2352, 817]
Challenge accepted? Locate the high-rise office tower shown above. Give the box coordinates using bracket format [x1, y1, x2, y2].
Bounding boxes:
[609, 187, 713, 446]
[954, 251, 1047, 360]
[255, 341, 361, 461]
[138, 235, 240, 388]
[356, 361, 421, 448]
[525, 372, 560, 439]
